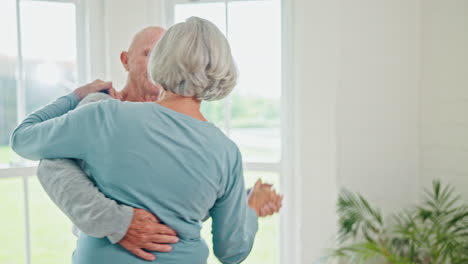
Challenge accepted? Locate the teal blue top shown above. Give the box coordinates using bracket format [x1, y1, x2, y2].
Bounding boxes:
[11, 93, 258, 264]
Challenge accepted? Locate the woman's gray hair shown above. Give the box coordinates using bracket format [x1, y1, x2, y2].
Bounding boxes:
[147, 17, 238, 101]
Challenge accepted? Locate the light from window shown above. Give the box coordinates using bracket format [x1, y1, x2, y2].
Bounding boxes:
[19, 1, 78, 114]
[0, 0, 18, 166]
[0, 177, 25, 263]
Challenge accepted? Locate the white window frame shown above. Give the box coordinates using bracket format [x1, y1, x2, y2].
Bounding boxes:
[0, 1, 86, 263]
[165, 1, 300, 263]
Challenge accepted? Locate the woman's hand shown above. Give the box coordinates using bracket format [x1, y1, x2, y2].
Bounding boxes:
[73, 79, 120, 101]
[248, 179, 283, 217]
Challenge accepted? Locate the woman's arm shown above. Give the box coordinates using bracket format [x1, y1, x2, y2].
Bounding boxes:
[210, 151, 258, 264]
[10, 81, 114, 160]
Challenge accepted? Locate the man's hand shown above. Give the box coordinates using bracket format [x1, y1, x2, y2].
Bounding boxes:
[118, 208, 179, 261]
[248, 179, 283, 217]
[73, 79, 119, 101]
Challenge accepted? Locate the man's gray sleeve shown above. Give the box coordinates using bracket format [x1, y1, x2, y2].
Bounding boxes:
[37, 159, 133, 243]
[36, 93, 133, 244]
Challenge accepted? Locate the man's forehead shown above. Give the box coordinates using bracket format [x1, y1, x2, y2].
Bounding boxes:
[129, 27, 165, 51]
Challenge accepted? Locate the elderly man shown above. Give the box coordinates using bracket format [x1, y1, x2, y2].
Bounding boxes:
[37, 26, 282, 261]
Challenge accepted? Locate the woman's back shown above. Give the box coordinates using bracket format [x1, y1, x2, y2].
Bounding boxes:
[73, 99, 245, 263]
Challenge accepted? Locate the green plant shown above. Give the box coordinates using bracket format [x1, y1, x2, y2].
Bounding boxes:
[333, 180, 468, 264]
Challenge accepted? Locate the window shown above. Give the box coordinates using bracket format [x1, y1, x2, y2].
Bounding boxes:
[167, 1, 283, 263]
[0, 1, 84, 263]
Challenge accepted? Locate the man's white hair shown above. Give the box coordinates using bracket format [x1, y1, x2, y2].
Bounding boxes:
[147, 17, 237, 101]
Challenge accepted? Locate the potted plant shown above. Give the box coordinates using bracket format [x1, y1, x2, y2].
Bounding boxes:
[332, 180, 468, 264]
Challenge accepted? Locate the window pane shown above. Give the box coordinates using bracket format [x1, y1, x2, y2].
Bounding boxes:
[228, 0, 282, 163]
[0, 177, 26, 264]
[0, 0, 18, 166]
[19, 1, 78, 114]
[29, 176, 76, 264]
[201, 100, 225, 129]
[201, 171, 280, 264]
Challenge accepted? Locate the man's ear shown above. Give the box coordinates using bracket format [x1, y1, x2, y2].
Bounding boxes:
[120, 51, 130, 71]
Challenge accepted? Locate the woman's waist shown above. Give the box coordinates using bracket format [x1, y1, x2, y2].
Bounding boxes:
[74, 234, 209, 264]
[114, 203, 207, 240]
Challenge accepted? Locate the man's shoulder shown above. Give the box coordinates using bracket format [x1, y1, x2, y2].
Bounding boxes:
[78, 92, 113, 107]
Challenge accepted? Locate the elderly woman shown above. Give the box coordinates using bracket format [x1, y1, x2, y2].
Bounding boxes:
[11, 17, 276, 264]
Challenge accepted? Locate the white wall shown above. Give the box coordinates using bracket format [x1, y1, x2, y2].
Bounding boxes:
[337, 0, 421, 214]
[292, 0, 468, 263]
[420, 0, 468, 199]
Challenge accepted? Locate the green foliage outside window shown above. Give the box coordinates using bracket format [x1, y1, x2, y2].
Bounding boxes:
[202, 93, 280, 129]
